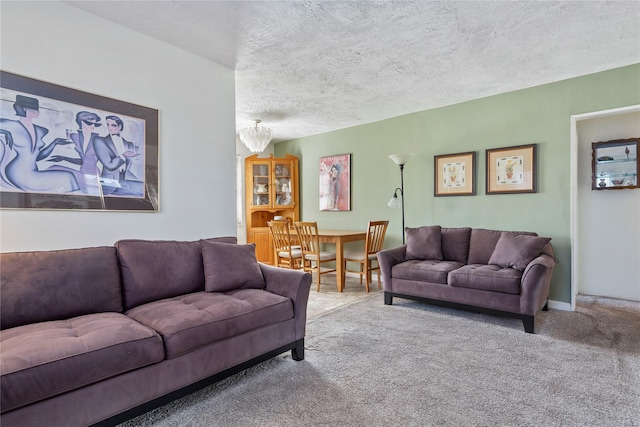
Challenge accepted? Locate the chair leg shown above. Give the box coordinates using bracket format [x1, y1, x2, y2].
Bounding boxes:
[316, 263, 321, 292]
[364, 261, 370, 293]
[343, 259, 349, 288]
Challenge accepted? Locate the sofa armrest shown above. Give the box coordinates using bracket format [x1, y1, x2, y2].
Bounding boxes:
[260, 263, 312, 340]
[520, 254, 557, 315]
[377, 245, 407, 292]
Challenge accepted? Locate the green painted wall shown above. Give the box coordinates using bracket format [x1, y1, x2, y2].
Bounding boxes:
[275, 64, 640, 303]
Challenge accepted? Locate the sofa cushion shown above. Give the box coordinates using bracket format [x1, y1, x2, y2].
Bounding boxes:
[126, 290, 293, 359]
[0, 247, 122, 330]
[488, 233, 552, 271]
[405, 226, 443, 260]
[391, 260, 464, 284]
[0, 313, 164, 413]
[115, 237, 237, 311]
[448, 264, 523, 294]
[441, 227, 472, 263]
[467, 229, 502, 264]
[201, 241, 265, 292]
[468, 229, 538, 265]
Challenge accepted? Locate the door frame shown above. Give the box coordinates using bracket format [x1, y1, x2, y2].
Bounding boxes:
[570, 104, 640, 310]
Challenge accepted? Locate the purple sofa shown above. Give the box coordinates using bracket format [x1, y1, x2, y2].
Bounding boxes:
[377, 226, 557, 333]
[0, 237, 312, 427]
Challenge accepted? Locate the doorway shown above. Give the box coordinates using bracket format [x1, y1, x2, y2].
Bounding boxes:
[570, 105, 640, 310]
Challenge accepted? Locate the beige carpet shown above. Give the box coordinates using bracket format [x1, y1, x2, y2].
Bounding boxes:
[118, 293, 640, 427]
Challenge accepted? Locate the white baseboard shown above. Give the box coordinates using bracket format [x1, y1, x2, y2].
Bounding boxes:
[548, 299, 572, 311]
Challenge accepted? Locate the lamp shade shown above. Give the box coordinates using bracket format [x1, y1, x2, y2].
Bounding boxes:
[239, 120, 272, 153]
[387, 195, 402, 208]
[388, 153, 412, 166]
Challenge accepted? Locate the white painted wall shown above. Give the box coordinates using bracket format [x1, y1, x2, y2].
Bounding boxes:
[0, 1, 237, 252]
[577, 111, 640, 301]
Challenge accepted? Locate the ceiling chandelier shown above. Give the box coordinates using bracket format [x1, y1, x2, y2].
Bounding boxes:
[238, 119, 272, 153]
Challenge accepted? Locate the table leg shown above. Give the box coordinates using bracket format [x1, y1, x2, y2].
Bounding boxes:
[335, 238, 345, 292]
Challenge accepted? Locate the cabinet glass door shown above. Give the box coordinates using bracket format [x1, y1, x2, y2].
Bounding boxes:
[273, 160, 294, 208]
[592, 139, 639, 190]
[251, 162, 271, 206]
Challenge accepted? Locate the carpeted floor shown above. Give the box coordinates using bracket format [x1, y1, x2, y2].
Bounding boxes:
[118, 293, 640, 427]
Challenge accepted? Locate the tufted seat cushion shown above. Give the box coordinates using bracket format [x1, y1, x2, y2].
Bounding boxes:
[126, 290, 293, 359]
[0, 313, 164, 413]
[448, 264, 522, 294]
[391, 260, 464, 284]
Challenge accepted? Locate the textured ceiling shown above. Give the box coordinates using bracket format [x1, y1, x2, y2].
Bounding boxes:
[66, 1, 640, 143]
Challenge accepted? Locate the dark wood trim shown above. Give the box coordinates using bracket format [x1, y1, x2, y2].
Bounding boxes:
[91, 339, 304, 427]
[384, 291, 541, 334]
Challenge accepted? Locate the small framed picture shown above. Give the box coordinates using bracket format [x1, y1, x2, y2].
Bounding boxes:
[486, 144, 537, 194]
[434, 151, 476, 196]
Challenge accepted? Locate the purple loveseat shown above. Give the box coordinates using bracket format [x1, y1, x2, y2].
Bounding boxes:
[377, 226, 557, 333]
[0, 237, 312, 427]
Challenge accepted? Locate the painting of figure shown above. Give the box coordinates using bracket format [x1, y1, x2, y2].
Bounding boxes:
[0, 71, 158, 211]
[319, 154, 350, 211]
[0, 95, 79, 193]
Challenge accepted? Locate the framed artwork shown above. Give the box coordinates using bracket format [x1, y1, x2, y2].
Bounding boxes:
[319, 153, 351, 211]
[486, 144, 537, 194]
[434, 151, 476, 196]
[0, 70, 159, 211]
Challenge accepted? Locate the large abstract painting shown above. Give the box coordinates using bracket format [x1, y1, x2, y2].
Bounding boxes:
[0, 71, 159, 211]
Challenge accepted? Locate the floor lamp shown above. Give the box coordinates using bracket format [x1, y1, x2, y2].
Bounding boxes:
[387, 154, 411, 244]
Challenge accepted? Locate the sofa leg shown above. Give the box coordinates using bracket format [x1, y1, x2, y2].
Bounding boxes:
[384, 291, 393, 305]
[523, 316, 535, 334]
[291, 339, 304, 361]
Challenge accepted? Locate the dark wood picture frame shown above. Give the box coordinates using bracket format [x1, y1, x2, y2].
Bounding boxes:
[434, 151, 476, 196]
[486, 144, 537, 195]
[0, 70, 159, 211]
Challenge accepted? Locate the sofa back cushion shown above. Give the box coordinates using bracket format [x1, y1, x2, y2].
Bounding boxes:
[441, 227, 472, 264]
[116, 237, 236, 310]
[201, 241, 265, 292]
[468, 229, 537, 264]
[405, 226, 443, 260]
[0, 247, 122, 330]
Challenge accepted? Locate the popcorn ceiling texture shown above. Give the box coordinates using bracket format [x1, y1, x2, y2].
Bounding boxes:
[67, 1, 640, 142]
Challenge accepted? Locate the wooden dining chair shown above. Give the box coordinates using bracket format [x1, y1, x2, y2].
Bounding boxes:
[344, 220, 389, 292]
[293, 221, 337, 291]
[268, 220, 302, 269]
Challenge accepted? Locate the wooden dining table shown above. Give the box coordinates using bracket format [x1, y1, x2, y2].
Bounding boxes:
[315, 229, 367, 292]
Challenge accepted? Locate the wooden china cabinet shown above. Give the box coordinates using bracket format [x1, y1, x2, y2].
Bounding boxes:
[245, 154, 299, 264]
